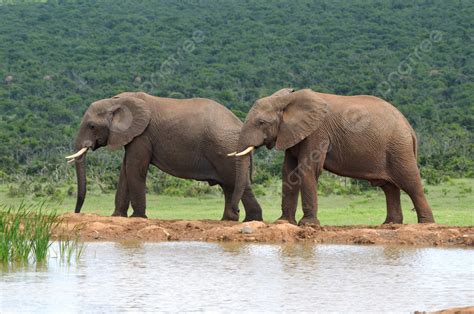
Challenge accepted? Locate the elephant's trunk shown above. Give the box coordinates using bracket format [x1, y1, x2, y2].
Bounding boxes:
[231, 152, 251, 213]
[231, 123, 265, 213]
[74, 156, 87, 213]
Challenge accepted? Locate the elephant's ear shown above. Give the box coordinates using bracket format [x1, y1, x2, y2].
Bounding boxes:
[107, 97, 151, 150]
[275, 90, 329, 151]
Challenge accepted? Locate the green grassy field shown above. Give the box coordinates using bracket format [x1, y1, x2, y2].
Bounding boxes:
[1, 179, 472, 226]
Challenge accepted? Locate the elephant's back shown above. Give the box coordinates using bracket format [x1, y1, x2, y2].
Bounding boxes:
[151, 97, 241, 142]
[318, 92, 414, 136]
[145, 97, 241, 184]
[152, 96, 241, 125]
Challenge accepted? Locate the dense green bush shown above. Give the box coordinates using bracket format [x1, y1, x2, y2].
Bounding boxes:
[147, 169, 220, 197]
[0, 0, 472, 191]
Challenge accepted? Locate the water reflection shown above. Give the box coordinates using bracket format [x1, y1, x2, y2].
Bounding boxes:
[0, 260, 49, 274]
[0, 242, 473, 312]
[115, 240, 145, 250]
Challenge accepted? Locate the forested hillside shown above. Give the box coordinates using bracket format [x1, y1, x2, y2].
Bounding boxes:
[0, 0, 472, 184]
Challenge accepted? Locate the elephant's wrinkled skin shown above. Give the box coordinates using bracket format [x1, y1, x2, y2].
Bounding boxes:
[68, 92, 264, 220]
[231, 88, 435, 225]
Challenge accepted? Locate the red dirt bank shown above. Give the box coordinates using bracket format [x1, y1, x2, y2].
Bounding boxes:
[54, 213, 474, 246]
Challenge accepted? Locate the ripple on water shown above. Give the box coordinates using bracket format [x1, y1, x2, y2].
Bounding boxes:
[0, 242, 473, 312]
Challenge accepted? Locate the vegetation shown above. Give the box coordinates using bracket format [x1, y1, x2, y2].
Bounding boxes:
[0, 0, 472, 190]
[0, 203, 85, 267]
[0, 203, 56, 264]
[56, 227, 85, 264]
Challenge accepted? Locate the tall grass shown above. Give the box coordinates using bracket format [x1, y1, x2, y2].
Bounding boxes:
[0, 203, 71, 266]
[56, 226, 86, 264]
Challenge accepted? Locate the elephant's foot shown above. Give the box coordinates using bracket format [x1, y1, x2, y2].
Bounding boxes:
[221, 210, 239, 221]
[275, 215, 297, 225]
[298, 216, 320, 226]
[383, 216, 403, 224]
[111, 211, 127, 217]
[243, 212, 263, 222]
[417, 214, 435, 223]
[130, 212, 148, 218]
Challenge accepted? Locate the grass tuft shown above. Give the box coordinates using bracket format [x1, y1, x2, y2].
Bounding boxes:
[0, 202, 85, 267]
[57, 225, 86, 264]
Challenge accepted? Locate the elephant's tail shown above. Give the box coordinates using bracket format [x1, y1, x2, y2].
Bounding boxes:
[411, 130, 418, 161]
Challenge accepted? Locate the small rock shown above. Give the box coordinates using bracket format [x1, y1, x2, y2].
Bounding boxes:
[241, 226, 254, 234]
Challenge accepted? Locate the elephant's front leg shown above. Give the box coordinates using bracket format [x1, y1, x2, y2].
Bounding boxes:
[298, 151, 325, 226]
[241, 186, 263, 222]
[278, 150, 300, 224]
[125, 140, 152, 218]
[112, 157, 130, 217]
[298, 171, 320, 226]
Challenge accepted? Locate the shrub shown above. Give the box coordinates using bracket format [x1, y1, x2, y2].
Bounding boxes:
[422, 167, 448, 185]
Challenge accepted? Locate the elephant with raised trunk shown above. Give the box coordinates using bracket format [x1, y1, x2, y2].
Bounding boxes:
[66, 91, 279, 220]
[230, 88, 435, 225]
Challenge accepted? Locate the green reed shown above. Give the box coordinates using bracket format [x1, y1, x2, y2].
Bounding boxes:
[57, 225, 86, 264]
[0, 203, 63, 265]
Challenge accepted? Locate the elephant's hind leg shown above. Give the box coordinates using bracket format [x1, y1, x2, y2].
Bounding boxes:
[241, 186, 263, 222]
[399, 177, 435, 223]
[380, 182, 403, 224]
[221, 186, 239, 221]
[392, 161, 435, 223]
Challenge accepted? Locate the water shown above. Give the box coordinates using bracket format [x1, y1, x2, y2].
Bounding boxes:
[1, 242, 473, 312]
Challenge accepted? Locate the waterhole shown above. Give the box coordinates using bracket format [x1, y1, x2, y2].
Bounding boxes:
[1, 242, 472, 312]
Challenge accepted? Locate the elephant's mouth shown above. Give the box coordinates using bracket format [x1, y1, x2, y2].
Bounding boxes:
[93, 139, 105, 150]
[263, 138, 275, 149]
[265, 141, 275, 149]
[65, 147, 89, 163]
[66, 137, 107, 162]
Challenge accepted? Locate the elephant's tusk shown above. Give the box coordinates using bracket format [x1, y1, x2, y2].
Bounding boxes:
[65, 147, 88, 160]
[235, 146, 254, 156]
[67, 158, 76, 164]
[227, 152, 237, 156]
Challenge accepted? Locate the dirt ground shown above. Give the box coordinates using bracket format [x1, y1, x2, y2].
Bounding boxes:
[417, 306, 474, 314]
[53, 213, 474, 247]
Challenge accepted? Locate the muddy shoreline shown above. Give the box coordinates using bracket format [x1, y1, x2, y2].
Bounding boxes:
[53, 213, 474, 247]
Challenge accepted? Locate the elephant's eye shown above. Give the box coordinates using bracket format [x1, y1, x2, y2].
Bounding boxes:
[87, 123, 95, 130]
[258, 120, 266, 126]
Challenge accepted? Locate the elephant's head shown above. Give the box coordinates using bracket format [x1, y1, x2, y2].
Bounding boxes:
[66, 92, 151, 213]
[230, 88, 329, 212]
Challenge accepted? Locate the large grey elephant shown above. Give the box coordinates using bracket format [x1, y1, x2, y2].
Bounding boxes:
[66, 91, 289, 220]
[229, 88, 435, 225]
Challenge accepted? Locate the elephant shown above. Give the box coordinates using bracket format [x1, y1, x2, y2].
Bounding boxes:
[65, 91, 291, 220]
[229, 88, 435, 225]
